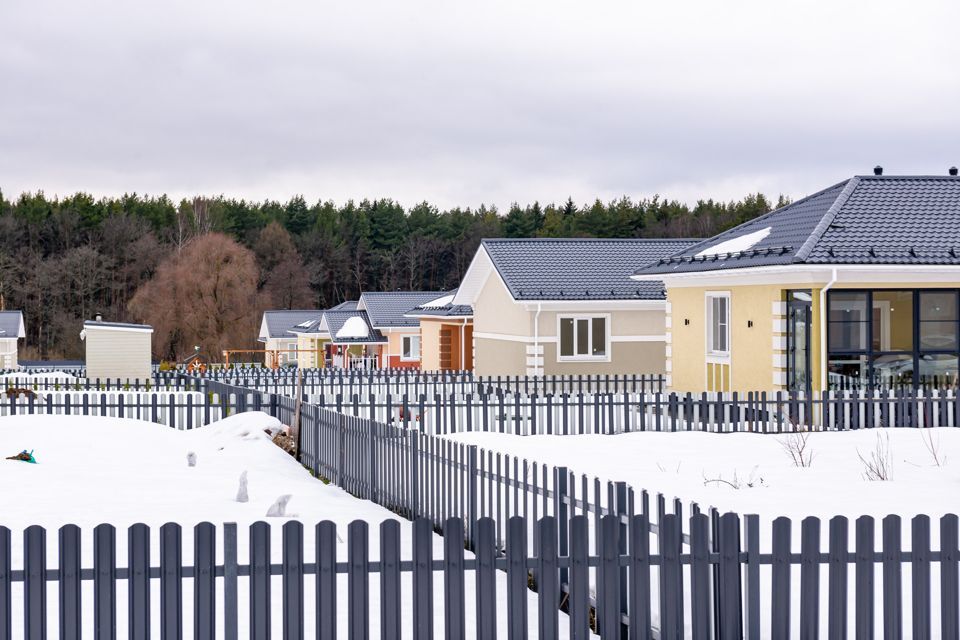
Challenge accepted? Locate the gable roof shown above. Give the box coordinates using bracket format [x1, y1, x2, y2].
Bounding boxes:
[0, 311, 25, 339]
[358, 291, 445, 328]
[457, 238, 700, 303]
[259, 310, 320, 341]
[82, 320, 153, 332]
[318, 310, 387, 344]
[634, 175, 960, 276]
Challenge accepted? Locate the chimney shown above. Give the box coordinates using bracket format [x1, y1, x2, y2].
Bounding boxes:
[950, 166, 958, 176]
[95, 313, 103, 322]
[873, 165, 883, 176]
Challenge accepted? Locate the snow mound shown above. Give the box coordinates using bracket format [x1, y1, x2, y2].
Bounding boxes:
[336, 316, 369, 339]
[696, 226, 771, 257]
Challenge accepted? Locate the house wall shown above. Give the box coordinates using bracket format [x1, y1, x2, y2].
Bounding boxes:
[295, 334, 329, 369]
[419, 319, 473, 372]
[263, 337, 299, 367]
[666, 280, 960, 394]
[85, 328, 152, 380]
[536, 308, 667, 375]
[0, 338, 18, 369]
[383, 329, 421, 369]
[473, 275, 531, 376]
[419, 320, 443, 371]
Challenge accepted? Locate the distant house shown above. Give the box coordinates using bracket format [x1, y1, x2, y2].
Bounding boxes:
[405, 291, 474, 371]
[316, 309, 387, 369]
[452, 238, 700, 376]
[0, 311, 26, 369]
[258, 310, 319, 367]
[632, 169, 960, 394]
[357, 292, 443, 369]
[289, 301, 357, 368]
[80, 318, 153, 381]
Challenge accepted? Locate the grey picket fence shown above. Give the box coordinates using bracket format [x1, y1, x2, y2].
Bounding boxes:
[305, 386, 960, 435]
[1, 372, 195, 392]
[0, 389, 249, 430]
[1, 512, 957, 639]
[196, 368, 666, 398]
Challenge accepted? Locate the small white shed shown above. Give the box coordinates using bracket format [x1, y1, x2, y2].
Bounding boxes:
[0, 311, 26, 370]
[80, 319, 153, 381]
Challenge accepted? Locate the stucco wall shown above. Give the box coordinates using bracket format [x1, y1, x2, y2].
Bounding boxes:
[0, 338, 18, 369]
[85, 328, 152, 380]
[383, 329, 421, 368]
[474, 336, 528, 376]
[419, 320, 443, 371]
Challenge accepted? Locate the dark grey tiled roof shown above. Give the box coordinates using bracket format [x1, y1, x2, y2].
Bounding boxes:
[322, 310, 387, 344]
[83, 320, 152, 330]
[635, 175, 960, 275]
[330, 300, 359, 311]
[0, 311, 24, 338]
[260, 310, 320, 339]
[360, 292, 445, 327]
[482, 238, 700, 300]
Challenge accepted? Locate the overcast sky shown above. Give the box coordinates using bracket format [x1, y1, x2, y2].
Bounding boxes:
[2, 0, 959, 211]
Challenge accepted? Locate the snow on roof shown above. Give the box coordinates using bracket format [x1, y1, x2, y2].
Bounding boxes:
[421, 293, 455, 308]
[335, 316, 370, 339]
[695, 226, 772, 258]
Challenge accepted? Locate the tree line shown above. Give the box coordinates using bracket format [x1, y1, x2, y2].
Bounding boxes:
[0, 189, 786, 361]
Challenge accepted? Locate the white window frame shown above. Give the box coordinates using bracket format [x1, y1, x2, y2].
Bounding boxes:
[556, 314, 611, 362]
[401, 334, 421, 361]
[706, 292, 731, 357]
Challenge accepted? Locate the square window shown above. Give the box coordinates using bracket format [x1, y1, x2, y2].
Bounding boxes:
[557, 316, 608, 361]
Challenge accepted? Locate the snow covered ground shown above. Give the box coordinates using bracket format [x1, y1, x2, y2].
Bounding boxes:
[0, 412, 577, 638]
[443, 427, 959, 528]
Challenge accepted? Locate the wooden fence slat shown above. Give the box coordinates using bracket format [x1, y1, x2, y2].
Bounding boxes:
[23, 525, 46, 640]
[59, 524, 82, 640]
[882, 515, 902, 639]
[827, 516, 848, 640]
[911, 515, 931, 640]
[379, 520, 401, 640]
[569, 515, 590, 640]
[443, 518, 466, 640]
[160, 523, 183, 640]
[283, 521, 305, 640]
[412, 518, 434, 640]
[249, 522, 271, 639]
[94, 523, 117, 640]
[475, 518, 497, 640]
[348, 520, 370, 640]
[800, 516, 821, 639]
[316, 521, 338, 640]
[941, 514, 960, 640]
[127, 523, 151, 640]
[718, 512, 743, 639]
[771, 517, 792, 638]
[855, 516, 875, 640]
[193, 522, 216, 640]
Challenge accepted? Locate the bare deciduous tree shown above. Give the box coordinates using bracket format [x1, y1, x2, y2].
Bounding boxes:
[128, 232, 266, 361]
[858, 432, 893, 481]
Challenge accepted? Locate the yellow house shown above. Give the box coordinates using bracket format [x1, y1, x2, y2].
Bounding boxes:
[452, 238, 699, 376]
[632, 169, 960, 394]
[258, 310, 319, 367]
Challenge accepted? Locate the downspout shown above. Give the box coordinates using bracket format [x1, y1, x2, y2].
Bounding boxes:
[533, 302, 543, 376]
[461, 318, 468, 371]
[818, 268, 839, 393]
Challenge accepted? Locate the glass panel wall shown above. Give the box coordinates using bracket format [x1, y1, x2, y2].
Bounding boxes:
[827, 289, 960, 390]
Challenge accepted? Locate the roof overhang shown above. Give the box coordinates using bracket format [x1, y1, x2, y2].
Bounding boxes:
[634, 264, 960, 288]
[451, 245, 496, 306]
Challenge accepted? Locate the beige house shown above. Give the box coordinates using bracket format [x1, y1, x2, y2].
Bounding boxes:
[258, 310, 319, 367]
[632, 169, 960, 394]
[80, 319, 153, 381]
[0, 311, 26, 370]
[452, 238, 699, 376]
[404, 291, 473, 372]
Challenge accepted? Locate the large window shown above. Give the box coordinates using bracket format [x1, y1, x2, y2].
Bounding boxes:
[827, 289, 960, 389]
[559, 316, 608, 360]
[706, 293, 730, 355]
[401, 335, 421, 361]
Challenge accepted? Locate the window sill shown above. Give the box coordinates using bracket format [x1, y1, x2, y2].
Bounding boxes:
[558, 356, 611, 363]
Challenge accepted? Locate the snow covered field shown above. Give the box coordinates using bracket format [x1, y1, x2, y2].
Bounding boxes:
[443, 427, 959, 527]
[0, 412, 576, 638]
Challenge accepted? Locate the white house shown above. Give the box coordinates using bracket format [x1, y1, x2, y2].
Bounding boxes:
[80, 319, 154, 381]
[0, 311, 26, 369]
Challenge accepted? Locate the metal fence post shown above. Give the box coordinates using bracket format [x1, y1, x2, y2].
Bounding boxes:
[467, 445, 479, 548]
